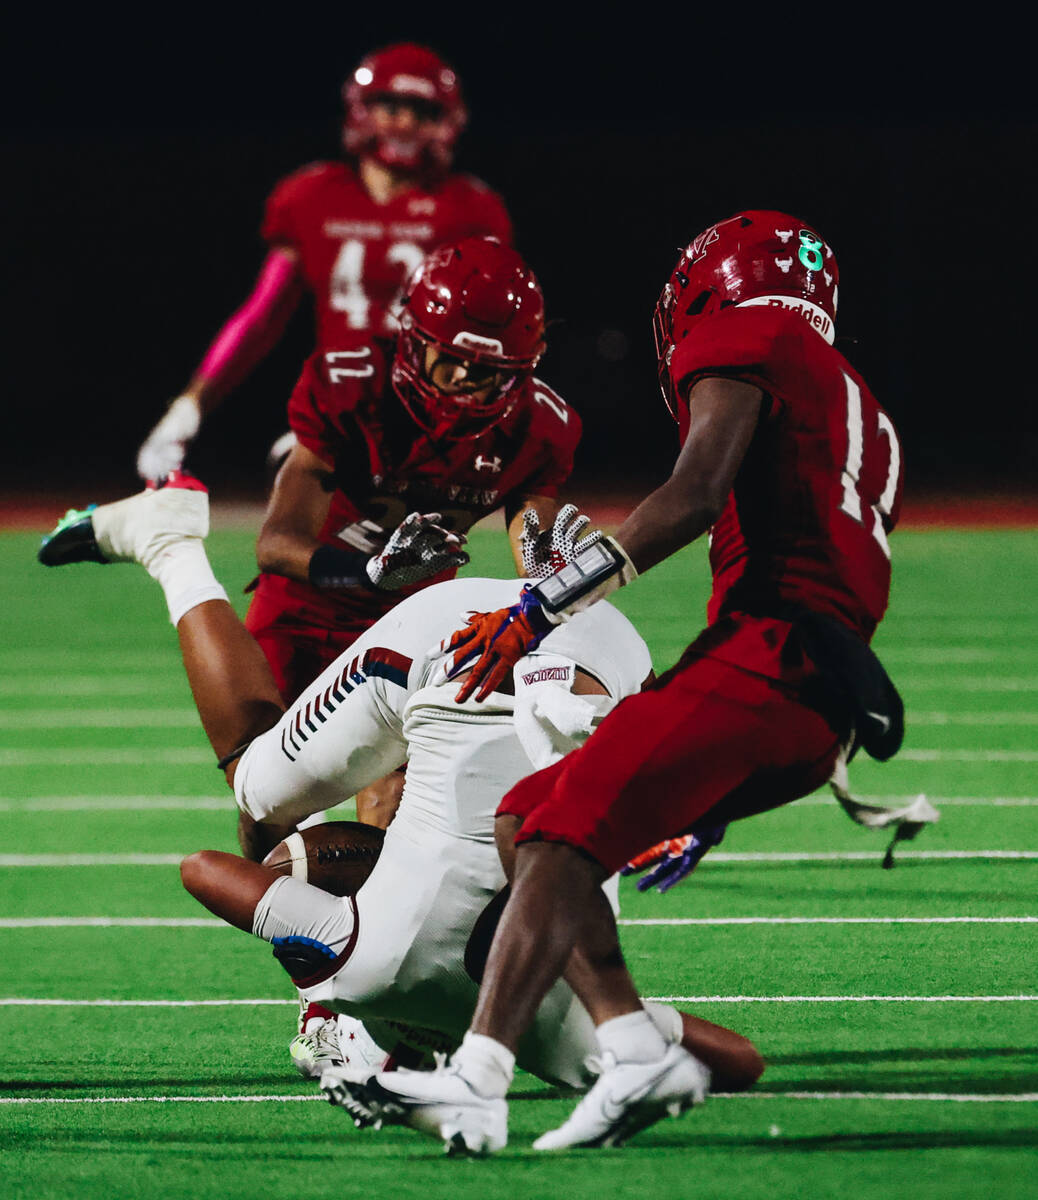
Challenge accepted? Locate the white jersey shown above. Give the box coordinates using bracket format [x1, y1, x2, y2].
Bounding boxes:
[241, 577, 652, 1088]
[234, 577, 651, 830]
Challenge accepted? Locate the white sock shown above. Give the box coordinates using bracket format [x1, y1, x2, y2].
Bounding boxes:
[451, 1031, 515, 1099]
[145, 539, 228, 626]
[595, 1008, 669, 1064]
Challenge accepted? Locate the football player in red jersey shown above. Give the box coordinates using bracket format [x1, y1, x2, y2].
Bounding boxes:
[136, 43, 513, 481]
[245, 236, 579, 704]
[335, 212, 906, 1154]
[238, 236, 580, 838]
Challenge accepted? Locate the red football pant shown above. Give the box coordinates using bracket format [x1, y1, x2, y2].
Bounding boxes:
[499, 633, 841, 875]
[245, 581, 370, 705]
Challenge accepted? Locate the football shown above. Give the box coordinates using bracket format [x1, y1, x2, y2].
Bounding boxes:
[262, 820, 385, 896]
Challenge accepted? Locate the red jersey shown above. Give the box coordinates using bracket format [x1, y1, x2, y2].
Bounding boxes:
[276, 339, 580, 628]
[669, 305, 903, 643]
[262, 162, 513, 343]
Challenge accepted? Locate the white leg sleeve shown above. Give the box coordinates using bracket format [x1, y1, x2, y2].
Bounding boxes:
[235, 642, 409, 825]
[252, 875, 356, 951]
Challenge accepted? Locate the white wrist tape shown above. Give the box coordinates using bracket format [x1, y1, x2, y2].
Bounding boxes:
[531, 536, 638, 621]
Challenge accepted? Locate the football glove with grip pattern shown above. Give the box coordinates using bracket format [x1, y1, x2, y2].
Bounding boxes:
[519, 504, 603, 579]
[365, 512, 469, 590]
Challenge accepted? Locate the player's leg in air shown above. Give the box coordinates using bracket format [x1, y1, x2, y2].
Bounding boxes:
[36, 474, 407, 1076]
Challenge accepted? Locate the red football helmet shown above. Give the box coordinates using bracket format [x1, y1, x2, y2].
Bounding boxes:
[392, 237, 546, 441]
[652, 210, 839, 418]
[342, 43, 468, 173]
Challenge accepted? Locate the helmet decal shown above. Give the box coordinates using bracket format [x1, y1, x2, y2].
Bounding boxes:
[653, 210, 839, 418]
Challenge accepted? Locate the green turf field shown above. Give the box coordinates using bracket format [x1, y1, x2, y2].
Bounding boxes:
[1, 522, 1036, 1198]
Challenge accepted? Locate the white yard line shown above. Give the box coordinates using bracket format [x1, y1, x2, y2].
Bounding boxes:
[2, 995, 1034, 1007]
[898, 677, 1038, 691]
[0, 678, 179, 697]
[8, 747, 1037, 767]
[0, 710, 198, 729]
[1, 1091, 1034, 1106]
[0, 915, 1032, 930]
[908, 712, 1038, 725]
[0, 854, 184, 866]
[0, 918, 226, 928]
[643, 995, 1038, 1003]
[704, 850, 1038, 862]
[1, 849, 1035, 868]
[0, 652, 172, 668]
[0, 750, 211, 766]
[792, 795, 1038, 807]
[882, 648, 1036, 664]
[0, 796, 228, 812]
[3, 794, 1035, 813]
[620, 916, 1038, 926]
[711, 1091, 1038, 1103]
[899, 750, 1038, 762]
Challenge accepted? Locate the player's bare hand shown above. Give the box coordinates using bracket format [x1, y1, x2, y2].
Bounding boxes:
[442, 588, 553, 702]
[520, 503, 602, 579]
[365, 512, 469, 591]
[136, 395, 202, 482]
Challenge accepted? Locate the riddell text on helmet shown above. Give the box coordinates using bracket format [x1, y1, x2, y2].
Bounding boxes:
[741, 295, 834, 343]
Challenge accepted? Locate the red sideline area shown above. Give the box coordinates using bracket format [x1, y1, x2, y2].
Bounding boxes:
[4, 491, 1038, 532]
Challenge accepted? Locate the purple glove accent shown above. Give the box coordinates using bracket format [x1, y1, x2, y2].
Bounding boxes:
[636, 824, 727, 893]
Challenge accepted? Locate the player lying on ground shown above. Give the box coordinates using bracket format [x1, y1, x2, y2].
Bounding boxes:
[329, 211, 907, 1154]
[38, 478, 763, 1098]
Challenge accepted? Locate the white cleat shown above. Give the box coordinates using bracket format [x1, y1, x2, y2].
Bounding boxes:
[38, 472, 209, 569]
[290, 1014, 388, 1080]
[533, 1043, 710, 1151]
[289, 1018, 345, 1080]
[320, 1059, 508, 1156]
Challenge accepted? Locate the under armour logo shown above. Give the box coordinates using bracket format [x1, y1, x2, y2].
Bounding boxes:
[474, 455, 502, 473]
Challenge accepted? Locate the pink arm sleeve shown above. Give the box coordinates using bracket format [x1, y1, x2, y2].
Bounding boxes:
[195, 249, 304, 400]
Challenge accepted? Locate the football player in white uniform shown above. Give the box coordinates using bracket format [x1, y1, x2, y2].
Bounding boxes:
[38, 475, 763, 1103]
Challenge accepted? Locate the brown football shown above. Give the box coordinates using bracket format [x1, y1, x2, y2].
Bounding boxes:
[262, 820, 385, 896]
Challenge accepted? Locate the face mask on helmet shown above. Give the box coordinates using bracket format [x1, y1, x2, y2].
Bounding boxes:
[391, 238, 546, 441]
[342, 43, 468, 174]
[653, 211, 839, 419]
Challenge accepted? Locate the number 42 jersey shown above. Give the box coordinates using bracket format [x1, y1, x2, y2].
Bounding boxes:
[262, 161, 512, 342]
[669, 305, 904, 642]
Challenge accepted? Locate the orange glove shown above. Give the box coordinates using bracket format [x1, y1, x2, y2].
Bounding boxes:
[445, 587, 554, 703]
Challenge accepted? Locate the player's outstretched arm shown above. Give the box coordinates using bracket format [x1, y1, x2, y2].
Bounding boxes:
[611, 376, 762, 575]
[136, 248, 304, 480]
[446, 378, 763, 702]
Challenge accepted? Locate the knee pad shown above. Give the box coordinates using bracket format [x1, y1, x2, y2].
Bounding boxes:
[271, 935, 339, 984]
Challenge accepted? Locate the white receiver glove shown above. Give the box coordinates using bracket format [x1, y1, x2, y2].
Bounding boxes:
[365, 512, 469, 591]
[519, 503, 603, 579]
[136, 395, 202, 481]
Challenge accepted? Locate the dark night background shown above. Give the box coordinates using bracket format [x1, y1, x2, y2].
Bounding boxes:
[3, 11, 1036, 507]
